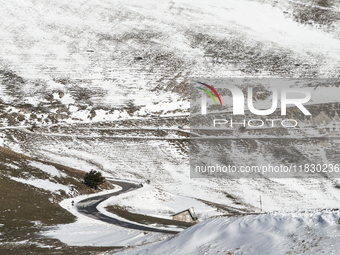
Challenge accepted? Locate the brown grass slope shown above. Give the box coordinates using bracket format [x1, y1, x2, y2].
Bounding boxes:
[0, 146, 118, 254]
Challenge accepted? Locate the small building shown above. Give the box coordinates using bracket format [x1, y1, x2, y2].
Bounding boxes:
[172, 207, 198, 223]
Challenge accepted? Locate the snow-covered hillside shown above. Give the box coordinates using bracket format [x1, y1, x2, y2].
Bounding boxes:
[113, 210, 340, 255]
[1, 0, 340, 254]
[1, 0, 340, 124]
[1, 0, 340, 222]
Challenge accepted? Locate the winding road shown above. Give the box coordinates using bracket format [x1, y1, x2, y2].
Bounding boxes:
[76, 180, 180, 234]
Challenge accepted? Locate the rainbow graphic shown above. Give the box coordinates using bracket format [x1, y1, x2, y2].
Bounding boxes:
[196, 82, 223, 106]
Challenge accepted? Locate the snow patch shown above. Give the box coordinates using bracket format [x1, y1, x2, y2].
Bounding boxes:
[104, 184, 221, 220]
[29, 161, 67, 178]
[10, 177, 71, 193]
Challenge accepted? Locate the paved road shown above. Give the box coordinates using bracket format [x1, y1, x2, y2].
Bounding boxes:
[76, 180, 179, 234]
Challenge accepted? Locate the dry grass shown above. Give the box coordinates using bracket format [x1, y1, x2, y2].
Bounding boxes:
[0, 146, 118, 254]
[106, 205, 194, 228]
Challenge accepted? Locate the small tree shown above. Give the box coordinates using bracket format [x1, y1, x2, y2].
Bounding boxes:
[84, 170, 105, 188]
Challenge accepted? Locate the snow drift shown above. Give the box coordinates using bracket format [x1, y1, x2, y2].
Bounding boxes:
[115, 210, 340, 255]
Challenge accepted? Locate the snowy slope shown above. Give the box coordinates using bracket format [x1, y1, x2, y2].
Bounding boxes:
[1, 0, 340, 253]
[98, 183, 222, 220]
[16, 129, 340, 213]
[1, 0, 340, 215]
[113, 210, 340, 255]
[1, 0, 340, 123]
